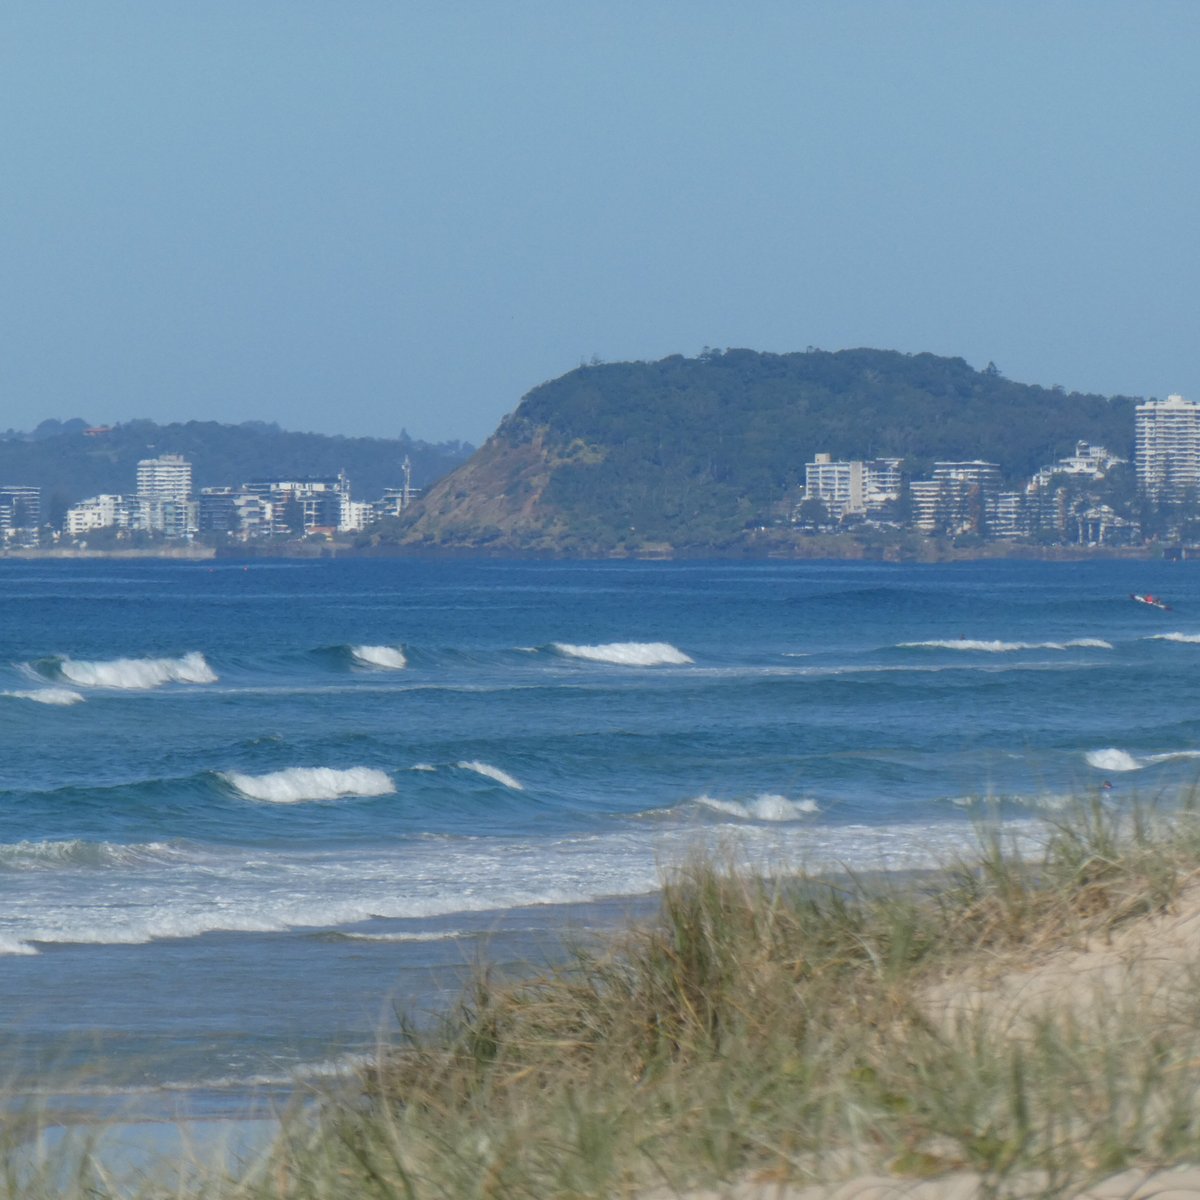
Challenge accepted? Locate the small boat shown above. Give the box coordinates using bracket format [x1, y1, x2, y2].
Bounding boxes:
[1131, 593, 1172, 611]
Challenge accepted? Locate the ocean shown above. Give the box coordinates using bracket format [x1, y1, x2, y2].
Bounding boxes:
[2, 556, 1197, 1119]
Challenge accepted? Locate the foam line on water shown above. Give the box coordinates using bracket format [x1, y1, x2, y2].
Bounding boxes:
[221, 766, 396, 803]
[0, 839, 182, 871]
[3, 688, 84, 706]
[1147, 632, 1200, 644]
[457, 761, 524, 790]
[900, 638, 1112, 652]
[351, 644, 407, 669]
[696, 793, 819, 821]
[552, 641, 693, 666]
[54, 651, 217, 689]
[329, 930, 468, 944]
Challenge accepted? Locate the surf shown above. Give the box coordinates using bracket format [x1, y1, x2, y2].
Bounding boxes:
[552, 641, 693, 666]
[695, 793, 819, 821]
[220, 766, 396, 803]
[350, 644, 408, 670]
[43, 651, 218, 689]
[900, 638, 1112, 652]
[2, 687, 85, 706]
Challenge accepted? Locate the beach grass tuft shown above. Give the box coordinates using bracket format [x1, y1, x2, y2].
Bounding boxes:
[16, 794, 1200, 1198]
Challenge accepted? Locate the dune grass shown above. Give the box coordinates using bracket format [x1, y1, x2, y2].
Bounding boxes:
[12, 796, 1200, 1199]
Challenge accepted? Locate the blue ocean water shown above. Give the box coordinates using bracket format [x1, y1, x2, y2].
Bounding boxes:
[2, 556, 1199, 1116]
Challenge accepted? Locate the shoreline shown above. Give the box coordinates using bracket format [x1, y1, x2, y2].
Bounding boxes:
[0, 541, 1175, 562]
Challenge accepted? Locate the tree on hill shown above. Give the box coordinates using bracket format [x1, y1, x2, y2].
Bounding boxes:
[394, 347, 1140, 551]
[0, 421, 473, 516]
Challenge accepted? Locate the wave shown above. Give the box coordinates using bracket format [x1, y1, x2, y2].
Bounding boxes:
[49, 651, 217, 689]
[1147, 632, 1200, 644]
[350, 644, 407, 670]
[696, 793, 819, 821]
[900, 638, 1112, 653]
[457, 760, 524, 790]
[1086, 746, 1200, 773]
[0, 934, 37, 957]
[552, 641, 693, 666]
[0, 838, 180, 872]
[2, 687, 85, 706]
[1085, 748, 1143, 772]
[220, 766, 396, 803]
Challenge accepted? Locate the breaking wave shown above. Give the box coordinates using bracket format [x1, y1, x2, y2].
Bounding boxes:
[221, 766, 396, 803]
[553, 641, 693, 666]
[351, 644, 407, 670]
[0, 839, 178, 872]
[52, 651, 217, 689]
[901, 638, 1112, 652]
[0, 934, 37, 957]
[1086, 746, 1200, 773]
[696, 793, 819, 821]
[457, 761, 524, 790]
[1147, 632, 1200, 644]
[3, 688, 84, 706]
[1085, 748, 1144, 773]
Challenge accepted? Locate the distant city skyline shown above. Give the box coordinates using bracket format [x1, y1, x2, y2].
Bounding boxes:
[4, 2, 1199, 442]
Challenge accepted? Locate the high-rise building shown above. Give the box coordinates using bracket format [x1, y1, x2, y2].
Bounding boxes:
[931, 461, 1002, 536]
[136, 454, 194, 537]
[0, 485, 41, 535]
[1136, 395, 1200, 501]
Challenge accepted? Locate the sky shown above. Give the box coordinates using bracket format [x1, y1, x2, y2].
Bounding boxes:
[3, 2, 1199, 444]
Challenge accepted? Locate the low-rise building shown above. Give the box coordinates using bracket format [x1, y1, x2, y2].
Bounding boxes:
[65, 495, 132, 537]
[803, 454, 904, 521]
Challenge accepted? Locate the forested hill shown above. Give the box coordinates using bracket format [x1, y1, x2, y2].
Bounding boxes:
[390, 348, 1140, 552]
[0, 420, 473, 518]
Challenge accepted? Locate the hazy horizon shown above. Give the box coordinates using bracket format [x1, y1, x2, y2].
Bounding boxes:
[5, 2, 1197, 442]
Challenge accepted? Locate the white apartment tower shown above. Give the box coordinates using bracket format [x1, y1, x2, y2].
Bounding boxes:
[137, 454, 194, 537]
[803, 454, 903, 520]
[1136, 395, 1200, 501]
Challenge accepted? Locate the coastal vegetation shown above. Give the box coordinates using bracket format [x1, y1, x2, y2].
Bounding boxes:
[388, 349, 1140, 554]
[15, 796, 1200, 1198]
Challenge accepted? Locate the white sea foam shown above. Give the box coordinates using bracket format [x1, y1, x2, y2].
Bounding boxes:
[1085, 748, 1143, 772]
[901, 638, 1111, 653]
[0, 934, 37, 956]
[3, 687, 84, 706]
[2, 816, 1024, 950]
[57, 651, 217, 689]
[351, 644, 407, 669]
[410, 762, 437, 772]
[221, 766, 396, 803]
[457, 760, 524, 790]
[696, 793, 819, 821]
[336, 930, 467, 944]
[553, 641, 693, 666]
[0, 839, 178, 871]
[1148, 632, 1200, 644]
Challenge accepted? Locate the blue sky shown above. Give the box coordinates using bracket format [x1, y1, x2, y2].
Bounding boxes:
[3, 2, 1198, 442]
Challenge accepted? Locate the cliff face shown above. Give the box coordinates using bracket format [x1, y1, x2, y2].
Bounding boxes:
[387, 347, 1139, 554]
[398, 425, 570, 548]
